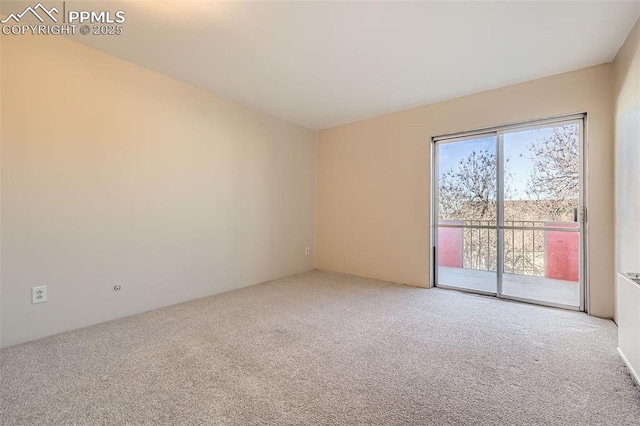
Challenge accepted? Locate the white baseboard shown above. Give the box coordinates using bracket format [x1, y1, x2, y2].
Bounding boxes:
[618, 347, 640, 387]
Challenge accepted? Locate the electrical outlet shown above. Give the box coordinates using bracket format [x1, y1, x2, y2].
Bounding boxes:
[305, 247, 311, 255]
[32, 286, 47, 304]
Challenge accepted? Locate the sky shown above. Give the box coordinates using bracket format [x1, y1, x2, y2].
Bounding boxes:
[437, 126, 567, 201]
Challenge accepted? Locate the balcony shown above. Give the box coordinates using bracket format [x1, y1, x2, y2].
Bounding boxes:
[437, 220, 580, 307]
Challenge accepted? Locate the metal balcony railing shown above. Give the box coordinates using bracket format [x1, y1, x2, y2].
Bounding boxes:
[438, 219, 579, 281]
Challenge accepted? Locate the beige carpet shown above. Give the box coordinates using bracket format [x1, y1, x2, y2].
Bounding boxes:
[1, 270, 639, 425]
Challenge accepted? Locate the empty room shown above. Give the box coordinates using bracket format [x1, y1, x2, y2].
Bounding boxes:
[1, 1, 640, 424]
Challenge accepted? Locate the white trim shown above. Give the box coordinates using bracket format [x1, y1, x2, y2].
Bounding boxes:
[618, 347, 640, 387]
[434, 132, 496, 145]
[433, 113, 586, 143]
[498, 294, 580, 311]
[579, 117, 587, 313]
[431, 137, 438, 288]
[434, 283, 497, 297]
[497, 133, 504, 296]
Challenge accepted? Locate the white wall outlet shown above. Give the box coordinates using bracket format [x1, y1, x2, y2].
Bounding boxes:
[31, 286, 47, 304]
[305, 247, 311, 255]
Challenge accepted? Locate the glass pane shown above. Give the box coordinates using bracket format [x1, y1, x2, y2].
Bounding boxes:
[437, 227, 497, 294]
[500, 121, 581, 307]
[501, 229, 580, 307]
[437, 136, 498, 224]
[502, 123, 580, 224]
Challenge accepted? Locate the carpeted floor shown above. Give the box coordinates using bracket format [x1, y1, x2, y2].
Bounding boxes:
[1, 270, 639, 425]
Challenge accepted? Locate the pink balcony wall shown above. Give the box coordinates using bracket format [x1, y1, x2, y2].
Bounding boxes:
[545, 223, 580, 282]
[437, 220, 579, 282]
[438, 221, 463, 268]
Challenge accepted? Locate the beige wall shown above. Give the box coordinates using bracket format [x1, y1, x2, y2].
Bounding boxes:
[317, 64, 615, 318]
[0, 34, 317, 347]
[614, 18, 640, 282]
[613, 18, 640, 376]
[2, 22, 631, 349]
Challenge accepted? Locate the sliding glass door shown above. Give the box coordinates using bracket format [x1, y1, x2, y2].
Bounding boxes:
[434, 117, 584, 310]
[435, 134, 498, 295]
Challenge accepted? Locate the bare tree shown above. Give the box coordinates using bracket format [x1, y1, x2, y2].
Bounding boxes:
[438, 149, 505, 271]
[437, 126, 579, 276]
[439, 149, 497, 220]
[525, 124, 580, 221]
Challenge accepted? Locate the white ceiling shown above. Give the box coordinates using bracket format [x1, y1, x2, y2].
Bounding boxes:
[61, 1, 640, 129]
